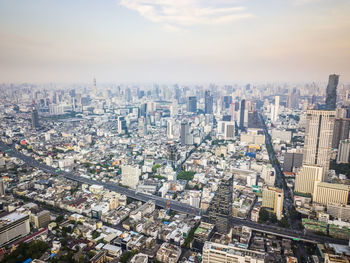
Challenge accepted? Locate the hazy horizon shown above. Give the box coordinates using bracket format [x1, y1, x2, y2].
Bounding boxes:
[1, 0, 349, 83]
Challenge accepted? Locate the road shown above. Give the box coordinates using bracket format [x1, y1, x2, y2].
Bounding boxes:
[1, 140, 348, 245]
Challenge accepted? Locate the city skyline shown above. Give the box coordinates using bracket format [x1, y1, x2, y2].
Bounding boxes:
[0, 0, 350, 83]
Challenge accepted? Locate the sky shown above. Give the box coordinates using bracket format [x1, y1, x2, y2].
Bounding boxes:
[0, 0, 349, 84]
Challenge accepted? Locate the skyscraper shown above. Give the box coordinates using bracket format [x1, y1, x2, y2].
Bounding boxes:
[138, 116, 147, 137]
[204, 90, 213, 114]
[187, 96, 197, 113]
[325, 74, 339, 110]
[180, 122, 189, 146]
[203, 174, 233, 234]
[31, 108, 40, 130]
[239, 99, 246, 129]
[303, 110, 336, 180]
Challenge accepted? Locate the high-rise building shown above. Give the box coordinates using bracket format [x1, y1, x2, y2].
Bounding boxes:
[31, 108, 40, 130]
[261, 165, 276, 187]
[325, 74, 339, 110]
[0, 179, 5, 196]
[30, 210, 50, 228]
[187, 96, 197, 113]
[283, 152, 303, 172]
[0, 212, 30, 247]
[313, 181, 349, 205]
[337, 139, 350, 164]
[117, 116, 127, 134]
[204, 90, 213, 115]
[180, 121, 190, 146]
[262, 187, 284, 220]
[294, 165, 323, 195]
[138, 117, 147, 137]
[167, 119, 174, 139]
[272, 96, 280, 123]
[332, 118, 350, 148]
[303, 110, 336, 180]
[239, 99, 246, 129]
[121, 165, 141, 189]
[203, 175, 233, 234]
[224, 122, 235, 140]
[202, 241, 265, 263]
[223, 96, 232, 109]
[167, 143, 178, 161]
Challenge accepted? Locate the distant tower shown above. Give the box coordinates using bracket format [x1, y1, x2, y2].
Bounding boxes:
[205, 90, 213, 115]
[325, 74, 339, 110]
[138, 117, 147, 137]
[0, 179, 5, 196]
[167, 119, 174, 139]
[239, 99, 246, 129]
[93, 78, 97, 96]
[31, 109, 40, 130]
[303, 110, 335, 180]
[272, 96, 280, 123]
[180, 121, 190, 146]
[187, 96, 197, 113]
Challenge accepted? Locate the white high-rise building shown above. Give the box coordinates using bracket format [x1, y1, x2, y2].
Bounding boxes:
[303, 110, 336, 181]
[337, 139, 350, 164]
[261, 165, 276, 187]
[167, 119, 174, 139]
[121, 165, 141, 189]
[294, 165, 323, 195]
[274, 96, 280, 122]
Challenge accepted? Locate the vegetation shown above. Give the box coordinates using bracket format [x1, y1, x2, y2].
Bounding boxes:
[258, 208, 270, 223]
[152, 164, 161, 173]
[183, 222, 200, 248]
[2, 241, 49, 263]
[120, 250, 138, 263]
[330, 160, 350, 177]
[177, 171, 195, 181]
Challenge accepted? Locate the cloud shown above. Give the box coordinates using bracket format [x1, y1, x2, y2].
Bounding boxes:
[119, 0, 253, 29]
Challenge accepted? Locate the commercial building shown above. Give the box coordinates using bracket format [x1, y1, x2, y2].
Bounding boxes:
[283, 152, 303, 172]
[332, 118, 350, 148]
[187, 96, 197, 113]
[303, 110, 336, 180]
[0, 212, 30, 247]
[294, 165, 323, 195]
[202, 241, 266, 263]
[337, 139, 350, 164]
[121, 165, 141, 189]
[203, 175, 233, 234]
[205, 90, 213, 115]
[166, 119, 174, 139]
[261, 165, 276, 187]
[327, 203, 350, 222]
[262, 187, 284, 220]
[137, 117, 147, 137]
[313, 182, 349, 206]
[31, 108, 40, 130]
[30, 210, 50, 229]
[325, 74, 339, 111]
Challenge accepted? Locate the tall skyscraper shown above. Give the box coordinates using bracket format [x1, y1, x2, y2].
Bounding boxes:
[180, 122, 189, 146]
[203, 175, 233, 234]
[31, 108, 40, 130]
[239, 99, 246, 129]
[138, 117, 147, 137]
[303, 110, 336, 180]
[204, 90, 213, 114]
[187, 96, 197, 113]
[272, 96, 280, 123]
[332, 118, 350, 148]
[167, 119, 174, 139]
[325, 74, 339, 110]
[117, 116, 127, 134]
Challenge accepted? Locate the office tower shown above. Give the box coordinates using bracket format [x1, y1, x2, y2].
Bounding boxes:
[203, 175, 233, 234]
[121, 165, 141, 189]
[223, 96, 232, 109]
[332, 118, 350, 148]
[0, 212, 30, 247]
[204, 90, 213, 114]
[262, 187, 284, 220]
[31, 210, 50, 228]
[303, 110, 336, 180]
[230, 103, 235, 122]
[167, 143, 178, 161]
[202, 242, 265, 263]
[93, 78, 97, 96]
[283, 152, 303, 172]
[313, 181, 349, 205]
[187, 96, 197, 113]
[31, 108, 40, 130]
[272, 96, 280, 122]
[239, 99, 246, 129]
[0, 179, 5, 196]
[261, 165, 276, 187]
[224, 122, 235, 140]
[140, 103, 147, 117]
[167, 119, 174, 139]
[138, 117, 147, 137]
[180, 122, 189, 146]
[294, 165, 323, 195]
[117, 116, 127, 134]
[337, 139, 350, 164]
[325, 74, 339, 110]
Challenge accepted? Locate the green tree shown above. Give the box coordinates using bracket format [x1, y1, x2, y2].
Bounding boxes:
[258, 208, 269, 223]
